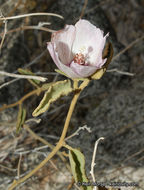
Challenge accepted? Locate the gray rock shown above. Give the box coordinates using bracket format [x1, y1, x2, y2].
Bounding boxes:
[75, 78, 144, 169]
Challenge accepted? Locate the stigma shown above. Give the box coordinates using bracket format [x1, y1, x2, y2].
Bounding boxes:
[73, 53, 86, 65]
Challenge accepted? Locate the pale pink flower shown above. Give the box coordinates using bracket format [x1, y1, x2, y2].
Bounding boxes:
[47, 19, 108, 78]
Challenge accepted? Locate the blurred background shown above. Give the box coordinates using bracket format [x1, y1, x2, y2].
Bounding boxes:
[0, 0, 144, 189]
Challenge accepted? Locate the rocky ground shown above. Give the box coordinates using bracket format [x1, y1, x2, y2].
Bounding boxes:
[0, 0, 144, 189]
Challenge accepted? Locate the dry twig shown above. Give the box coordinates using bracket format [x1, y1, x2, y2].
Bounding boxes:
[17, 154, 22, 179]
[0, 71, 47, 82]
[23, 124, 71, 171]
[0, 25, 56, 37]
[0, 14, 7, 51]
[90, 137, 104, 190]
[65, 125, 91, 141]
[0, 50, 47, 90]
[85, 0, 112, 14]
[79, 0, 88, 19]
[107, 69, 135, 76]
[112, 35, 144, 61]
[0, 12, 63, 21]
[0, 88, 39, 112]
[0, 78, 19, 90]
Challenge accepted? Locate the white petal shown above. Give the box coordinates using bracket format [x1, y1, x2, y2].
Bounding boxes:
[89, 33, 108, 67]
[72, 19, 108, 66]
[70, 61, 97, 78]
[52, 25, 76, 65]
[47, 42, 80, 78]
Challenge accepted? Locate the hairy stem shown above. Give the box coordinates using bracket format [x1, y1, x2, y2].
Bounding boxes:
[8, 79, 90, 190]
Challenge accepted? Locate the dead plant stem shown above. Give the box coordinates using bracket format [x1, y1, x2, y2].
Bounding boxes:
[0, 88, 39, 112]
[24, 124, 71, 171]
[0, 13, 63, 21]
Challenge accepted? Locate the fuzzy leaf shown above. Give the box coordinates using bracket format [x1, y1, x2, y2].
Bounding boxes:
[18, 68, 40, 88]
[69, 148, 92, 190]
[40, 82, 55, 91]
[32, 80, 72, 117]
[16, 104, 26, 133]
[90, 42, 113, 80]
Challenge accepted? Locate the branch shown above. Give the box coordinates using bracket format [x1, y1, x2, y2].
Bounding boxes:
[65, 125, 91, 141]
[107, 68, 135, 76]
[0, 78, 19, 90]
[0, 88, 39, 112]
[0, 25, 56, 37]
[112, 35, 144, 61]
[90, 137, 104, 190]
[17, 154, 22, 179]
[0, 71, 47, 82]
[0, 12, 64, 21]
[0, 18, 7, 51]
[79, 0, 88, 19]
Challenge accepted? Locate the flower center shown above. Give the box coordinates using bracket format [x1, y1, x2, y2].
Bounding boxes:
[73, 53, 86, 65]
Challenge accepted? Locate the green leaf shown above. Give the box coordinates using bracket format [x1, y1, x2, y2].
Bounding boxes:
[32, 80, 73, 117]
[41, 82, 55, 91]
[90, 42, 113, 80]
[16, 104, 26, 134]
[69, 148, 92, 190]
[18, 68, 40, 88]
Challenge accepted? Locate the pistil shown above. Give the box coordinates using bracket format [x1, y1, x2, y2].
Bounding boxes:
[73, 53, 86, 65]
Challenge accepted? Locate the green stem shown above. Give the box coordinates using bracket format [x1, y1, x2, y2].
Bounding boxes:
[8, 79, 90, 190]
